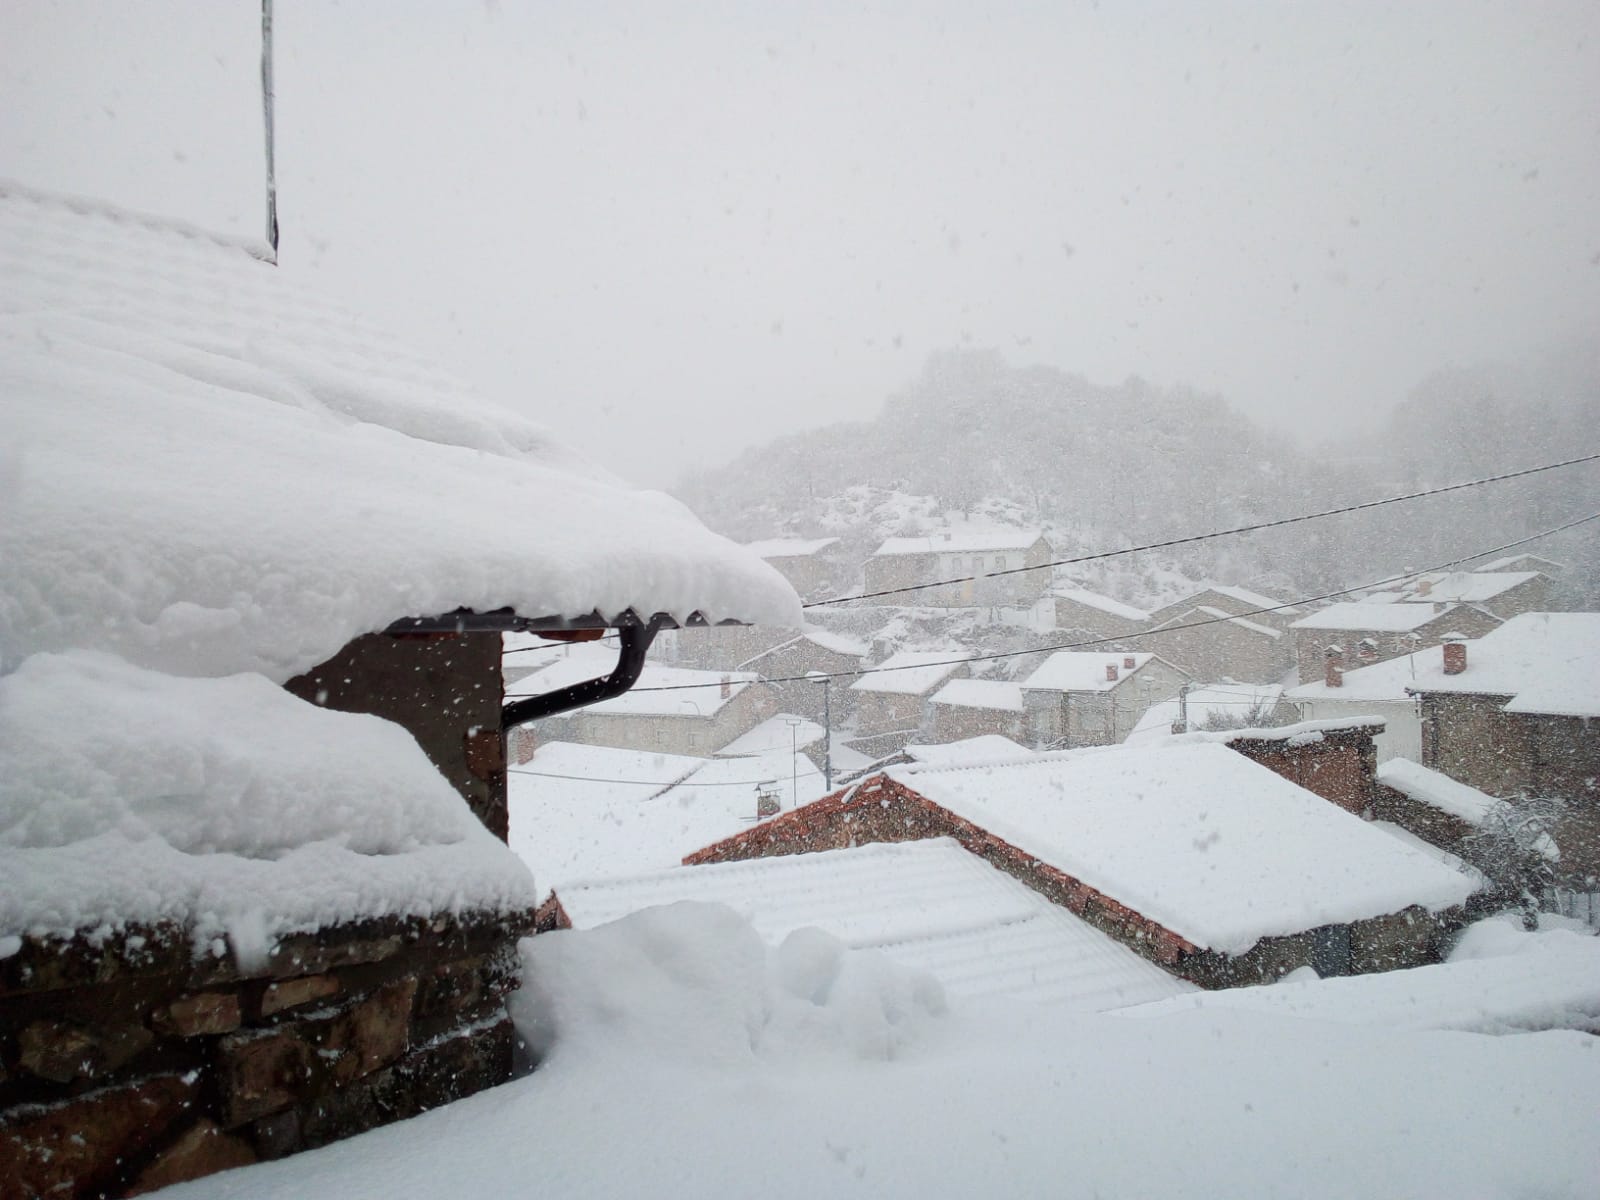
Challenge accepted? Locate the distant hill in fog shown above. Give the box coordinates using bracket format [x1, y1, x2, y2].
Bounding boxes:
[676, 346, 1600, 609]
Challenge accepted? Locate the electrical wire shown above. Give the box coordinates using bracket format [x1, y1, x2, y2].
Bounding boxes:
[503, 508, 1600, 697]
[505, 766, 815, 788]
[803, 451, 1600, 607]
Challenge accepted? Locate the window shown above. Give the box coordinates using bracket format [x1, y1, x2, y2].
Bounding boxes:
[995, 556, 1007, 570]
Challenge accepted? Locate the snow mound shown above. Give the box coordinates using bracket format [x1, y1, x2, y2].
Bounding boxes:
[515, 901, 947, 1068]
[0, 652, 538, 951]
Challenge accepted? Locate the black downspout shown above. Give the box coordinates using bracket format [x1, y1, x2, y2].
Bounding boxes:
[501, 616, 666, 731]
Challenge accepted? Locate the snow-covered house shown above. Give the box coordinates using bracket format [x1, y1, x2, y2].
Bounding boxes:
[863, 528, 1052, 608]
[742, 536, 842, 600]
[1403, 614, 1600, 880]
[1398, 570, 1552, 621]
[687, 741, 1477, 987]
[1288, 601, 1501, 681]
[1018, 651, 1188, 748]
[928, 678, 1027, 743]
[536, 839, 1196, 1010]
[1140, 605, 1291, 684]
[849, 650, 969, 739]
[1049, 584, 1151, 641]
[736, 627, 868, 722]
[1286, 647, 1432, 763]
[1148, 585, 1303, 631]
[511, 661, 775, 756]
[0, 182, 798, 1196]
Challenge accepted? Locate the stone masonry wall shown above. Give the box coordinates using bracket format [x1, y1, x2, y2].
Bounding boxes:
[0, 909, 533, 1199]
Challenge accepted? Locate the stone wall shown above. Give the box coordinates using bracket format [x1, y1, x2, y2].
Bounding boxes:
[0, 909, 533, 1199]
[1224, 723, 1381, 816]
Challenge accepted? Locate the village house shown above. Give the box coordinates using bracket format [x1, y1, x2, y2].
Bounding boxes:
[1474, 553, 1565, 580]
[535, 838, 1195, 1010]
[1396, 570, 1553, 621]
[742, 536, 843, 600]
[1149, 585, 1304, 631]
[1019, 651, 1189, 748]
[1286, 643, 1443, 763]
[928, 679, 1027, 743]
[736, 627, 869, 722]
[863, 527, 1052, 608]
[519, 661, 776, 756]
[1049, 584, 1152, 642]
[686, 741, 1476, 987]
[1140, 605, 1292, 683]
[849, 650, 970, 741]
[1288, 601, 1502, 681]
[1404, 614, 1600, 880]
[0, 182, 800, 1199]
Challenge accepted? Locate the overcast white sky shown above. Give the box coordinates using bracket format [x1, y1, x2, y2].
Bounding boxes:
[4, 1, 1598, 486]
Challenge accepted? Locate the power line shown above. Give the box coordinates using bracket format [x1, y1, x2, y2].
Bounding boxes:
[503, 508, 1600, 697]
[804, 451, 1600, 608]
[506, 766, 814, 788]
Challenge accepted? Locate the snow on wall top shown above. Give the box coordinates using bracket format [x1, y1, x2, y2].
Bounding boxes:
[1290, 602, 1461, 633]
[1049, 586, 1151, 623]
[1020, 651, 1156, 693]
[1402, 571, 1542, 603]
[929, 679, 1024, 712]
[849, 650, 968, 695]
[1376, 758, 1501, 826]
[0, 651, 540, 945]
[1124, 684, 1285, 744]
[512, 660, 759, 718]
[0, 182, 800, 683]
[886, 741, 1474, 955]
[550, 838, 1194, 1009]
[873, 528, 1044, 556]
[1400, 612, 1600, 717]
[743, 537, 840, 559]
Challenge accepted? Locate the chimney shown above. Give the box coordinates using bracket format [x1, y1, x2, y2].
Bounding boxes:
[1357, 637, 1378, 664]
[1123, 655, 1136, 669]
[1415, 579, 1432, 597]
[1442, 635, 1467, 676]
[1324, 645, 1344, 689]
[720, 674, 732, 699]
[1105, 663, 1119, 682]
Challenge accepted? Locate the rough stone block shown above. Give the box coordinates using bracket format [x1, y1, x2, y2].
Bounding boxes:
[127, 1118, 257, 1195]
[261, 974, 340, 1017]
[219, 1029, 317, 1126]
[19, 1016, 153, 1083]
[153, 990, 242, 1037]
[0, 1073, 195, 1199]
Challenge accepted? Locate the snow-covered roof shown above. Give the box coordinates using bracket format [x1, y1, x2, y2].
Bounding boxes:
[1404, 571, 1541, 604]
[873, 528, 1043, 556]
[801, 627, 870, 658]
[929, 679, 1024, 712]
[715, 715, 826, 757]
[743, 537, 840, 559]
[850, 650, 968, 695]
[1286, 647, 1431, 703]
[885, 741, 1475, 955]
[1200, 585, 1302, 614]
[903, 735, 1034, 766]
[1050, 586, 1151, 623]
[1160, 605, 1282, 639]
[1124, 684, 1285, 745]
[515, 661, 759, 717]
[1120, 928, 1600, 1033]
[2, 651, 540, 947]
[1400, 612, 1600, 717]
[1476, 554, 1563, 575]
[1020, 651, 1156, 693]
[1290, 602, 1459, 633]
[0, 181, 800, 683]
[507, 742, 823, 894]
[550, 839, 1195, 1009]
[1376, 758, 1501, 826]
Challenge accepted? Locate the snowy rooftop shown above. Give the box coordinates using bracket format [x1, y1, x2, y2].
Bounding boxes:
[929, 679, 1024, 712]
[800, 627, 870, 658]
[873, 528, 1043, 556]
[903, 735, 1033, 766]
[1404, 571, 1542, 603]
[1476, 553, 1563, 574]
[1399, 612, 1600, 717]
[1020, 651, 1157, 693]
[1376, 758, 1501, 826]
[716, 715, 827, 757]
[885, 741, 1475, 955]
[849, 650, 968, 695]
[1198, 584, 1302, 614]
[1049, 586, 1151, 623]
[2, 652, 540, 947]
[1, 181, 799, 683]
[1290, 601, 1460, 633]
[549, 839, 1194, 1009]
[507, 742, 823, 894]
[1286, 647, 1433, 702]
[743, 536, 840, 559]
[512, 660, 760, 717]
[1124, 684, 1285, 744]
[1166, 605, 1283, 639]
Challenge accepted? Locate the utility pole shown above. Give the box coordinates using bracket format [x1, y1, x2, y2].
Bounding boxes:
[816, 674, 834, 790]
[1173, 683, 1192, 735]
[261, 0, 279, 260]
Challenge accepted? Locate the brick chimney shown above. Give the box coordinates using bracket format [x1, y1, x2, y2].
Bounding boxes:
[1442, 635, 1467, 676]
[720, 674, 732, 698]
[1123, 655, 1136, 669]
[1415, 578, 1432, 597]
[1105, 663, 1119, 682]
[1324, 645, 1344, 689]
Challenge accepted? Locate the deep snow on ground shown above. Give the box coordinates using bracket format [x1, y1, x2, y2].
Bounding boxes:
[169, 903, 1600, 1200]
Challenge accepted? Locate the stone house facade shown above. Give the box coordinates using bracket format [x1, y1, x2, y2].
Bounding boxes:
[541, 674, 776, 757]
[1049, 586, 1151, 642]
[1140, 607, 1290, 684]
[1020, 653, 1189, 748]
[863, 531, 1052, 608]
[738, 630, 868, 723]
[1289, 603, 1502, 682]
[928, 680, 1026, 743]
[1149, 586, 1303, 631]
[743, 537, 842, 601]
